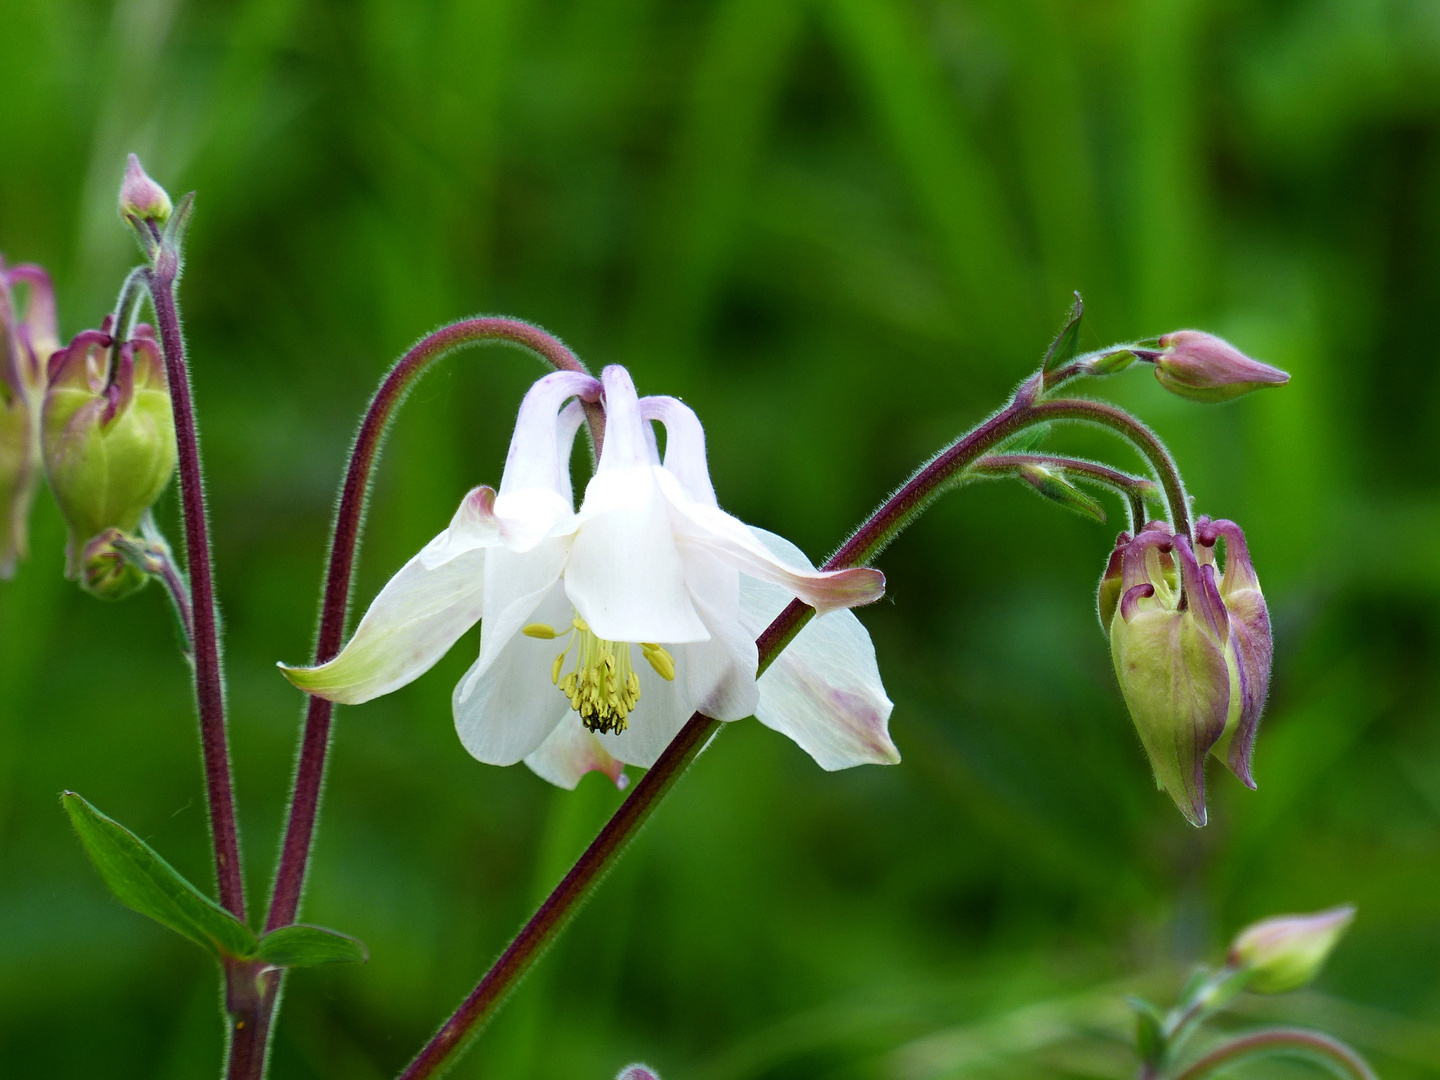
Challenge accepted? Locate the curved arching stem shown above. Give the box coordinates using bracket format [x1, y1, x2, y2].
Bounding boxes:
[1169, 1028, 1377, 1080]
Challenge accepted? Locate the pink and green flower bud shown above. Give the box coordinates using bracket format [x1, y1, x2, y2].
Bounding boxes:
[1151, 331, 1290, 403]
[1110, 525, 1234, 825]
[119, 154, 173, 227]
[1228, 906, 1355, 994]
[79, 527, 151, 601]
[42, 323, 177, 579]
[1196, 516, 1272, 787]
[0, 260, 61, 578]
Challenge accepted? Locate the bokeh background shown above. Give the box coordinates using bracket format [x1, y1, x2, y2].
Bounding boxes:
[3, 0, 1439, 1076]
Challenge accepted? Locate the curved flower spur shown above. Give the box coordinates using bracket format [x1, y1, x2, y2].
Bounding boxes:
[282, 365, 894, 786]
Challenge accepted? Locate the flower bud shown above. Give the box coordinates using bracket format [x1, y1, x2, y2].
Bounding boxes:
[1151, 331, 1290, 403]
[1107, 515, 1274, 824]
[616, 1067, 660, 1080]
[1228, 906, 1355, 994]
[42, 323, 177, 579]
[0, 260, 60, 577]
[79, 528, 151, 601]
[119, 154, 173, 226]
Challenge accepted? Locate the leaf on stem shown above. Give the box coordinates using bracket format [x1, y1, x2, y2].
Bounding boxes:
[255, 924, 369, 967]
[1042, 292, 1084, 375]
[996, 421, 1052, 454]
[61, 791, 258, 959]
[1128, 996, 1168, 1067]
[1017, 464, 1106, 523]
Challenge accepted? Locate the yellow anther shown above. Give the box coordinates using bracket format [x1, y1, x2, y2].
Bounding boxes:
[523, 623, 559, 639]
[641, 643, 675, 682]
[572, 616, 590, 633]
[551, 652, 565, 685]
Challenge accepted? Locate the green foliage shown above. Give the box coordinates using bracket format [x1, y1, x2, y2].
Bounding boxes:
[1042, 293, 1084, 375]
[3, 0, 1439, 1077]
[254, 925, 369, 968]
[62, 792, 256, 960]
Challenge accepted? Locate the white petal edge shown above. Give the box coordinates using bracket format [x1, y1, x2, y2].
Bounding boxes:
[525, 714, 629, 790]
[739, 528, 898, 770]
[282, 545, 488, 705]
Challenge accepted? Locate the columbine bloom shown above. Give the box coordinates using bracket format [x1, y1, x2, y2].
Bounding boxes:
[1104, 517, 1272, 825]
[0, 259, 60, 578]
[284, 366, 896, 786]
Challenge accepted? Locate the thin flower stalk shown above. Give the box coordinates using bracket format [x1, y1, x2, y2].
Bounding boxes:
[144, 262, 245, 922]
[1167, 1028, 1377, 1080]
[396, 378, 1180, 1079]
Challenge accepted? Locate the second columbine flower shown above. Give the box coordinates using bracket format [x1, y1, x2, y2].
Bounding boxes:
[284, 365, 893, 783]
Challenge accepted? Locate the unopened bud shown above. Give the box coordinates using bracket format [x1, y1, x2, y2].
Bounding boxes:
[1228, 906, 1355, 994]
[1, 259, 60, 578]
[80, 528, 151, 600]
[119, 154, 173, 226]
[1152, 331, 1289, 403]
[616, 1067, 660, 1080]
[42, 324, 177, 580]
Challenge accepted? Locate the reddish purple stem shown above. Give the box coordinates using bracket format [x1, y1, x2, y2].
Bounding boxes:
[147, 264, 246, 922]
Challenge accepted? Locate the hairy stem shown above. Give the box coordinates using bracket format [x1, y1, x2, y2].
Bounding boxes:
[1029, 399, 1190, 537]
[152, 545, 194, 650]
[145, 262, 246, 922]
[1169, 1028, 1377, 1080]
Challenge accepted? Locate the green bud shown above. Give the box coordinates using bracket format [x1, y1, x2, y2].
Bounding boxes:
[42, 323, 177, 580]
[80, 528, 151, 601]
[1228, 906, 1355, 994]
[0, 259, 60, 578]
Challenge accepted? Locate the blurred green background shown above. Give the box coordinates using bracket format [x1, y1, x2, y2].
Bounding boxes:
[3, 0, 1439, 1076]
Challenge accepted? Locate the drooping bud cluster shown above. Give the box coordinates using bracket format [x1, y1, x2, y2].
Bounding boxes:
[1100, 517, 1272, 825]
[1228, 905, 1354, 993]
[42, 319, 177, 593]
[0, 260, 60, 578]
[1150, 331, 1290, 403]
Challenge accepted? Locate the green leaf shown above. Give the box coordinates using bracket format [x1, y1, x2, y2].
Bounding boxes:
[62, 791, 257, 960]
[255, 924, 369, 968]
[1017, 464, 1106, 523]
[1127, 996, 1168, 1066]
[1041, 292, 1083, 374]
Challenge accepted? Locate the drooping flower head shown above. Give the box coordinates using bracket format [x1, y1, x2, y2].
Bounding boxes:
[0, 258, 60, 578]
[42, 319, 177, 587]
[284, 365, 898, 787]
[1104, 517, 1271, 825]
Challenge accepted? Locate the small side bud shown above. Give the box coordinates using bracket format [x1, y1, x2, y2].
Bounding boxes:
[119, 154, 173, 227]
[1228, 906, 1356, 994]
[42, 325, 177, 580]
[1018, 463, 1105, 523]
[1151, 331, 1290, 403]
[80, 528, 151, 600]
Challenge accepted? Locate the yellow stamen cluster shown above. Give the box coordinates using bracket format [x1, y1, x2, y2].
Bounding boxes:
[523, 616, 676, 734]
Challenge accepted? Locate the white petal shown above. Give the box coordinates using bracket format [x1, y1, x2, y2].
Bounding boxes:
[592, 365, 651, 472]
[473, 538, 572, 678]
[499, 370, 599, 498]
[492, 487, 576, 553]
[282, 545, 487, 705]
[454, 582, 573, 765]
[657, 468, 885, 615]
[568, 464, 708, 644]
[524, 714, 628, 790]
[419, 486, 502, 569]
[640, 395, 717, 507]
[739, 528, 898, 770]
[555, 399, 587, 506]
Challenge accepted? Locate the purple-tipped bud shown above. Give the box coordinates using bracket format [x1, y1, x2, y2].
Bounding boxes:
[1196, 516, 1272, 788]
[1228, 906, 1355, 994]
[42, 324, 177, 580]
[1151, 331, 1290, 403]
[1106, 515, 1274, 824]
[119, 154, 173, 226]
[616, 1067, 661, 1080]
[0, 259, 61, 578]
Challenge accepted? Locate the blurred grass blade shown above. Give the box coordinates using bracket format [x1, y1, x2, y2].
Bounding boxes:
[1043, 292, 1084, 373]
[61, 791, 257, 960]
[255, 924, 369, 967]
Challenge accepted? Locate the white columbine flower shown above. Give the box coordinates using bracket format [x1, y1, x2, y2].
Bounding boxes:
[283, 365, 898, 787]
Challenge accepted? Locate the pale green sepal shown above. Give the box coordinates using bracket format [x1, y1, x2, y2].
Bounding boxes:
[62, 791, 257, 959]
